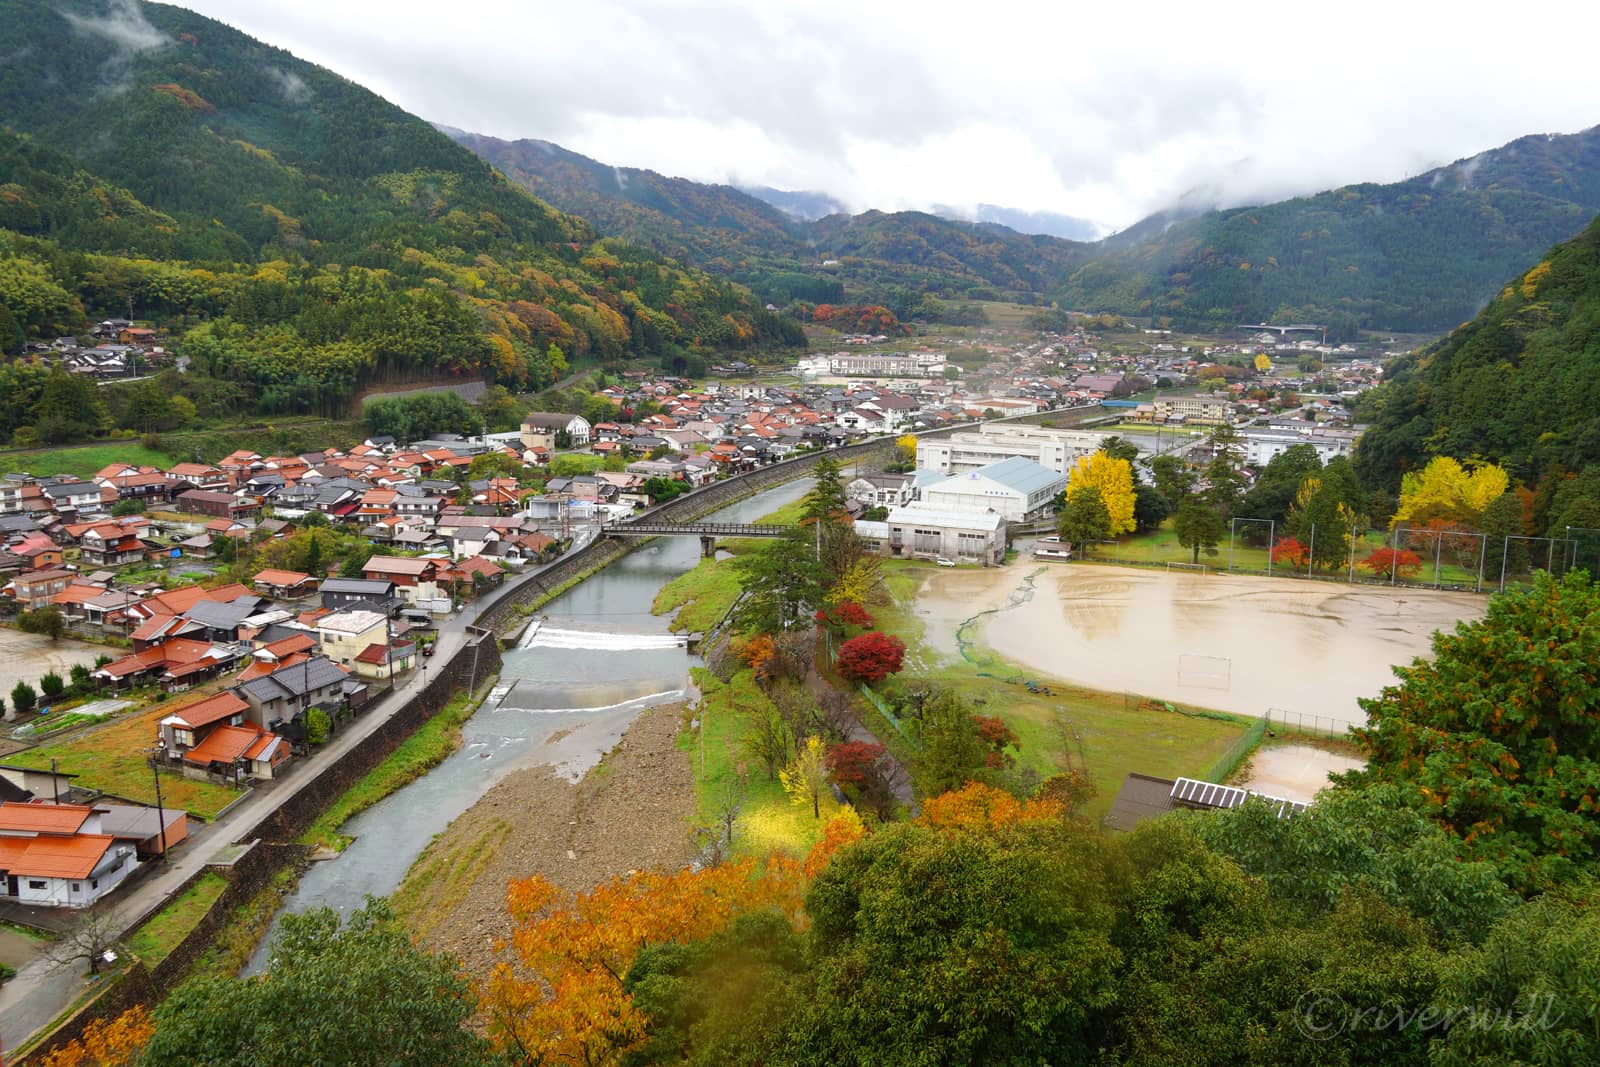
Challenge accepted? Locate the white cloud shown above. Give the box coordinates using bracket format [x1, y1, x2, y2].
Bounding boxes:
[64, 0, 171, 53]
[177, 0, 1600, 231]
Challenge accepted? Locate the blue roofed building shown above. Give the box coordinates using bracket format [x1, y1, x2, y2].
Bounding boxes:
[919, 456, 1067, 522]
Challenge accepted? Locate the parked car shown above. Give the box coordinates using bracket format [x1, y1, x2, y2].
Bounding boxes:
[936, 557, 956, 568]
[422, 642, 435, 657]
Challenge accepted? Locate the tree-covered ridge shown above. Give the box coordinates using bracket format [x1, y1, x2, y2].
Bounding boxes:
[0, 2, 803, 431]
[0, 129, 246, 260]
[446, 130, 811, 270]
[1060, 127, 1600, 332]
[1355, 214, 1600, 489]
[0, 0, 584, 258]
[457, 115, 1600, 332]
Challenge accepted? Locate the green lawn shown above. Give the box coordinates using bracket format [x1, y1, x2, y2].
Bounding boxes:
[682, 669, 841, 859]
[125, 872, 227, 964]
[653, 558, 746, 633]
[0, 442, 177, 480]
[651, 497, 808, 632]
[6, 694, 243, 819]
[297, 687, 484, 851]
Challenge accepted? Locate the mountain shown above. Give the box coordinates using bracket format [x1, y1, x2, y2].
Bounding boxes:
[1062, 127, 1600, 333]
[448, 128, 1094, 310]
[0, 0, 800, 432]
[441, 129, 811, 268]
[738, 185, 847, 222]
[935, 204, 1101, 242]
[454, 123, 1600, 333]
[1353, 214, 1600, 491]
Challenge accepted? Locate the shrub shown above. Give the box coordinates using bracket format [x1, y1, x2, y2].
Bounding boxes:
[1362, 547, 1424, 579]
[836, 631, 907, 685]
[12, 682, 37, 714]
[39, 671, 64, 698]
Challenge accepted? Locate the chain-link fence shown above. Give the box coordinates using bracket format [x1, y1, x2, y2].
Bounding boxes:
[1209, 520, 1592, 593]
[1266, 707, 1358, 739]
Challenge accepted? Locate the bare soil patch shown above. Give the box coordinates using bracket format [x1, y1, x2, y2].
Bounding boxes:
[395, 700, 697, 980]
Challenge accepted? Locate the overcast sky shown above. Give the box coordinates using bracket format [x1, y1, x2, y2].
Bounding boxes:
[177, 0, 1600, 234]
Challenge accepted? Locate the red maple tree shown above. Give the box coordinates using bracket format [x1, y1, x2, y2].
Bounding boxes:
[835, 631, 906, 684]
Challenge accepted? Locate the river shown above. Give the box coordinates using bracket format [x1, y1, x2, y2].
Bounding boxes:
[244, 478, 812, 972]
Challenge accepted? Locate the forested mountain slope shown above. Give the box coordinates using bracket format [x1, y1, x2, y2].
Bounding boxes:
[447, 128, 1095, 309]
[1061, 128, 1600, 333]
[0, 0, 799, 437]
[455, 121, 1600, 333]
[1355, 214, 1600, 488]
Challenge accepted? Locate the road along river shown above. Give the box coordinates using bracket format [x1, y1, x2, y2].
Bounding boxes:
[244, 479, 812, 972]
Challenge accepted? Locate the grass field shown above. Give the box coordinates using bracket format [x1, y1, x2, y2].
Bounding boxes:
[6, 692, 242, 818]
[0, 442, 177, 480]
[185, 865, 299, 981]
[682, 668, 841, 859]
[297, 687, 483, 851]
[651, 497, 807, 632]
[653, 559, 745, 633]
[873, 562, 1252, 819]
[125, 872, 228, 964]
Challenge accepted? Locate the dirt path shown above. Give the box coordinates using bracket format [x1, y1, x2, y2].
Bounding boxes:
[394, 700, 698, 980]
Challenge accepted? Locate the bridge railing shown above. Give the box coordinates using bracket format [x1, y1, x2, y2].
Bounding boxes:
[604, 522, 792, 536]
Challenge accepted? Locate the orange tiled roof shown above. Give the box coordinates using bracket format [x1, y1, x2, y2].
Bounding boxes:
[2, 833, 116, 879]
[0, 801, 96, 835]
[182, 724, 270, 767]
[164, 691, 249, 729]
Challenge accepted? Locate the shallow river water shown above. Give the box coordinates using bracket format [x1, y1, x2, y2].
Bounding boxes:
[243, 479, 811, 972]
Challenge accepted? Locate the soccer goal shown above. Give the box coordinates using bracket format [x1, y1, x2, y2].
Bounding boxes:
[1166, 561, 1208, 574]
[1178, 653, 1232, 690]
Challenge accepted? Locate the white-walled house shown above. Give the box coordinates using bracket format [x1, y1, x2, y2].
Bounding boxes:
[520, 413, 592, 450]
[0, 802, 138, 908]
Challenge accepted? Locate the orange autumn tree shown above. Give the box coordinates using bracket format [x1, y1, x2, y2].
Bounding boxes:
[39, 1006, 154, 1067]
[485, 819, 862, 1067]
[917, 781, 1066, 833]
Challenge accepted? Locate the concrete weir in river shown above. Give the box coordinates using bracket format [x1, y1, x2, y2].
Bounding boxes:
[242, 478, 812, 973]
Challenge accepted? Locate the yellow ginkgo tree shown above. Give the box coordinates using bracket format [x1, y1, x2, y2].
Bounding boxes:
[1067, 452, 1136, 535]
[1392, 456, 1509, 527]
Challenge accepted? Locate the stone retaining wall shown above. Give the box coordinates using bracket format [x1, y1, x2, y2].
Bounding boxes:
[247, 633, 503, 844]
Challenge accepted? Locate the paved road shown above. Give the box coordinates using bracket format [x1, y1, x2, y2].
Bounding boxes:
[0, 530, 597, 1056]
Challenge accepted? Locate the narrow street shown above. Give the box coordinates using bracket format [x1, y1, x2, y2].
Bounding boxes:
[0, 531, 592, 1056]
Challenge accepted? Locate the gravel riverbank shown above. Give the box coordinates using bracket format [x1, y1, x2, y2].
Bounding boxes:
[394, 699, 698, 980]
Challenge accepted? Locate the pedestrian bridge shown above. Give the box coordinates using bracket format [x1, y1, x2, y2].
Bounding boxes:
[601, 520, 794, 556]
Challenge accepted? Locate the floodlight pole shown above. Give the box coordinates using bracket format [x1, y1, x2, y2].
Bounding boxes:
[1500, 537, 1510, 593]
[1306, 523, 1315, 579]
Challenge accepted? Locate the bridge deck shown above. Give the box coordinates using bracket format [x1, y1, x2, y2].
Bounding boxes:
[602, 521, 793, 538]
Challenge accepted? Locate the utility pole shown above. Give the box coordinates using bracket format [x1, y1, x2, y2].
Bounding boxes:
[152, 759, 169, 863]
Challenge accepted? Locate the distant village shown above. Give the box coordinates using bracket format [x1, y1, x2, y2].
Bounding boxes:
[0, 318, 1391, 910]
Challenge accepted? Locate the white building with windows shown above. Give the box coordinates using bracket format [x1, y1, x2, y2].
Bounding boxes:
[1241, 429, 1358, 467]
[920, 457, 1067, 523]
[856, 506, 1007, 566]
[917, 424, 1104, 477]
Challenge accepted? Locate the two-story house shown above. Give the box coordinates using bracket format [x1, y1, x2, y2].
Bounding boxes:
[235, 656, 349, 733]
